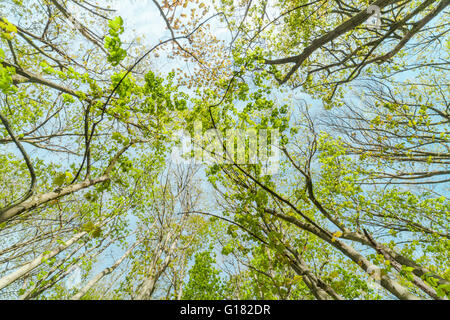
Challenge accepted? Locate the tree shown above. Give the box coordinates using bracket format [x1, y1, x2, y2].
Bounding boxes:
[180, 0, 449, 300]
[0, 0, 204, 299]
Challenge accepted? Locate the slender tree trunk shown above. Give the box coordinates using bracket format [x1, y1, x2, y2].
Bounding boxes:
[136, 233, 179, 300]
[0, 142, 132, 223]
[290, 261, 333, 300]
[19, 242, 85, 300]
